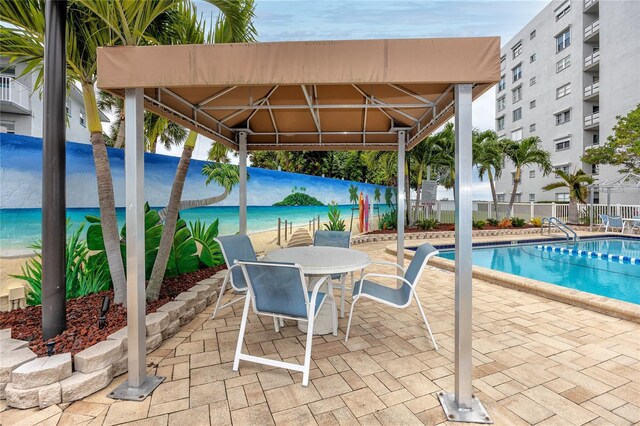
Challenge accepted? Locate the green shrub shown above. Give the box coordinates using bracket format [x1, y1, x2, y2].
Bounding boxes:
[416, 218, 439, 231]
[511, 217, 526, 228]
[378, 210, 397, 230]
[165, 218, 200, 278]
[324, 202, 346, 231]
[472, 220, 486, 230]
[189, 219, 224, 267]
[486, 218, 499, 226]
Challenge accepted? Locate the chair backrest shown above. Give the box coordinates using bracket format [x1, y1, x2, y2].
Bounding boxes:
[215, 235, 257, 290]
[609, 216, 623, 227]
[313, 230, 351, 248]
[599, 213, 609, 224]
[237, 261, 309, 318]
[404, 243, 439, 287]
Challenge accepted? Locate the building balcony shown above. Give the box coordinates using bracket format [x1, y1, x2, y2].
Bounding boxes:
[584, 81, 600, 100]
[584, 0, 599, 13]
[584, 19, 600, 42]
[584, 51, 600, 71]
[584, 112, 600, 129]
[0, 76, 31, 115]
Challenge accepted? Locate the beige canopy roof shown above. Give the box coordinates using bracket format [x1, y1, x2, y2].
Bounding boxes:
[97, 37, 500, 151]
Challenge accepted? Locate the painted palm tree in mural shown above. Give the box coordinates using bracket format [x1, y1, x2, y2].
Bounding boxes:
[542, 169, 594, 224]
[348, 184, 359, 204]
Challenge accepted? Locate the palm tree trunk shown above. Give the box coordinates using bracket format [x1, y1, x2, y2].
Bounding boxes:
[146, 131, 197, 301]
[405, 159, 411, 227]
[82, 83, 127, 305]
[412, 169, 423, 224]
[568, 196, 579, 224]
[506, 168, 521, 218]
[488, 169, 499, 219]
[114, 113, 125, 149]
[177, 189, 230, 211]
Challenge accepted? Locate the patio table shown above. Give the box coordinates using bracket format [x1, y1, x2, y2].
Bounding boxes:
[622, 217, 640, 234]
[263, 246, 371, 335]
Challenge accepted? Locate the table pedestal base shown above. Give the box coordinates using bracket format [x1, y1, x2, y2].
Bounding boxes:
[298, 276, 335, 335]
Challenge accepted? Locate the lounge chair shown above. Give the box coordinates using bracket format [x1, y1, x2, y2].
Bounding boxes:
[606, 216, 623, 232]
[232, 260, 337, 386]
[345, 243, 439, 350]
[313, 230, 351, 317]
[597, 213, 609, 232]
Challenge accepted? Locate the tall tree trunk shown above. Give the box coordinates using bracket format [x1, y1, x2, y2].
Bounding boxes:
[568, 196, 579, 224]
[146, 132, 197, 301]
[157, 189, 229, 222]
[488, 169, 499, 219]
[114, 113, 125, 148]
[506, 167, 521, 218]
[82, 83, 127, 305]
[412, 169, 423, 225]
[405, 159, 411, 227]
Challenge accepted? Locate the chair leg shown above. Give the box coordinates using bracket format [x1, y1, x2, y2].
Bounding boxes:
[330, 294, 338, 337]
[413, 292, 438, 351]
[302, 315, 315, 387]
[212, 272, 230, 319]
[273, 316, 280, 333]
[344, 296, 358, 342]
[279, 317, 285, 327]
[339, 274, 346, 318]
[233, 294, 252, 371]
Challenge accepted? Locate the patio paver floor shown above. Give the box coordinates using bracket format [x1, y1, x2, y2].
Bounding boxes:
[1, 239, 638, 425]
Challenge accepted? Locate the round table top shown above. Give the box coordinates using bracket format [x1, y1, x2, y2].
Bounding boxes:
[263, 246, 371, 275]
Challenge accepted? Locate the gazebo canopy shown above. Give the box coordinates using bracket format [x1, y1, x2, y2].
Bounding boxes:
[97, 37, 499, 151]
[589, 172, 640, 193]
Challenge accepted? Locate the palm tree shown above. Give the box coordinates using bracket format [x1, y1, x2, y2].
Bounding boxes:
[145, 0, 257, 301]
[348, 184, 359, 204]
[178, 163, 243, 211]
[473, 130, 504, 219]
[503, 136, 552, 217]
[374, 187, 381, 203]
[434, 123, 456, 199]
[409, 133, 448, 223]
[144, 113, 188, 153]
[542, 169, 594, 224]
[97, 91, 125, 148]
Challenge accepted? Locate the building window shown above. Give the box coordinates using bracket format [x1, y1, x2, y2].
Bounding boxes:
[555, 139, 571, 151]
[529, 170, 535, 178]
[530, 30, 536, 40]
[529, 194, 536, 202]
[530, 53, 536, 63]
[497, 194, 505, 202]
[556, 193, 570, 202]
[556, 28, 571, 53]
[555, 109, 571, 125]
[556, 3, 571, 20]
[513, 108, 522, 122]
[593, 105, 600, 114]
[512, 42, 523, 59]
[79, 111, 86, 127]
[66, 101, 71, 117]
[592, 164, 599, 175]
[593, 134, 600, 145]
[512, 86, 522, 103]
[556, 83, 571, 99]
[529, 77, 536, 86]
[497, 116, 505, 131]
[511, 128, 523, 141]
[555, 165, 571, 174]
[556, 55, 571, 73]
[530, 100, 536, 109]
[530, 123, 536, 132]
[0, 120, 15, 134]
[512, 64, 522, 82]
[514, 194, 522, 203]
[500, 55, 506, 72]
[497, 96, 506, 112]
[498, 75, 506, 92]
[511, 172, 519, 185]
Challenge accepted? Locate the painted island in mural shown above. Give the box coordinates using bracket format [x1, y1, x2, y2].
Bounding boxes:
[0, 134, 392, 256]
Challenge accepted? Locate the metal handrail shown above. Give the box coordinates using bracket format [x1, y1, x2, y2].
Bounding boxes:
[541, 217, 577, 243]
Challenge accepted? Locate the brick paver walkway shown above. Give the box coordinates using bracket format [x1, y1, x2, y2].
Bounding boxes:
[1, 240, 638, 425]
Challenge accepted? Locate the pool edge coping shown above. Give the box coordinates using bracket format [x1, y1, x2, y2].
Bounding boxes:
[386, 242, 640, 324]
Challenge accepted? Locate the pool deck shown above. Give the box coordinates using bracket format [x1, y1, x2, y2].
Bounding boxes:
[1, 236, 639, 425]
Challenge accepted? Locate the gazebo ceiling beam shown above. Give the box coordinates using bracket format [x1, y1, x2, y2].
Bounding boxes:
[196, 86, 237, 108]
[362, 98, 368, 145]
[388, 84, 435, 106]
[220, 85, 280, 124]
[201, 103, 429, 111]
[301, 85, 322, 142]
[265, 99, 280, 144]
[161, 88, 233, 134]
[352, 84, 420, 123]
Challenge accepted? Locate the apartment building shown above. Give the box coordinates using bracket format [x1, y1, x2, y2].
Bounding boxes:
[494, 0, 640, 205]
[0, 57, 107, 143]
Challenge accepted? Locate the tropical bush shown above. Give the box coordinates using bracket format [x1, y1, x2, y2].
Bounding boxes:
[530, 217, 542, 227]
[165, 218, 201, 278]
[14, 225, 111, 306]
[498, 218, 512, 228]
[417, 218, 439, 231]
[511, 217, 526, 228]
[188, 219, 224, 268]
[378, 210, 398, 230]
[272, 192, 324, 206]
[472, 220, 486, 230]
[324, 202, 346, 231]
[486, 218, 499, 226]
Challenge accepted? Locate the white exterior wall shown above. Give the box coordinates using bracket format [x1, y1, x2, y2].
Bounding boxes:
[494, 0, 640, 206]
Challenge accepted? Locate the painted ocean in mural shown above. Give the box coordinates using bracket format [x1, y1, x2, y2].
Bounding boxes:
[0, 134, 391, 255]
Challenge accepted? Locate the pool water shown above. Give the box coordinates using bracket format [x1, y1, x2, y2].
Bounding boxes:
[438, 238, 640, 304]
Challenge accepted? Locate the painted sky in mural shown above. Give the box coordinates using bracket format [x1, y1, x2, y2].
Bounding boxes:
[0, 134, 390, 209]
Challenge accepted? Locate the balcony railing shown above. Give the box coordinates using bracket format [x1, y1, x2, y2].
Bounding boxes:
[0, 76, 31, 112]
[584, 19, 600, 40]
[584, 51, 600, 70]
[584, 112, 600, 128]
[584, 0, 599, 12]
[584, 81, 600, 99]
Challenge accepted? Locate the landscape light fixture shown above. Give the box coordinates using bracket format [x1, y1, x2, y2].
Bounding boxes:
[99, 295, 110, 329]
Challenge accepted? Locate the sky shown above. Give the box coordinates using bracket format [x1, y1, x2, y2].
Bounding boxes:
[159, 0, 549, 198]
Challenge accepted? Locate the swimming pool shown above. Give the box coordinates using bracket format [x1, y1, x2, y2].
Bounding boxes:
[437, 237, 640, 305]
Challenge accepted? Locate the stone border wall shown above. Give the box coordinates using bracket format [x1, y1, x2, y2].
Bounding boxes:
[351, 227, 541, 245]
[0, 270, 226, 409]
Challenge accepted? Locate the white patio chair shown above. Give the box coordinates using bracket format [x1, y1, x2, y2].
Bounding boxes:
[597, 213, 609, 232]
[631, 216, 640, 234]
[345, 243, 439, 350]
[606, 216, 623, 232]
[232, 260, 337, 386]
[313, 230, 351, 318]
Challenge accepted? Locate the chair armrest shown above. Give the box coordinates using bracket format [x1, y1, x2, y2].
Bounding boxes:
[369, 260, 406, 273]
[309, 275, 332, 316]
[355, 273, 413, 297]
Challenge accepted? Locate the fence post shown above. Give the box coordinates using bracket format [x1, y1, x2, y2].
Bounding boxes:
[616, 204, 621, 216]
[437, 201, 442, 222]
[312, 218, 315, 234]
[277, 218, 281, 246]
[317, 215, 321, 231]
[284, 220, 288, 241]
[530, 202, 534, 221]
[487, 202, 491, 220]
[551, 202, 556, 218]
[290, 221, 293, 235]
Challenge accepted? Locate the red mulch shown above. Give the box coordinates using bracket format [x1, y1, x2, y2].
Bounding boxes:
[367, 224, 536, 234]
[0, 265, 225, 357]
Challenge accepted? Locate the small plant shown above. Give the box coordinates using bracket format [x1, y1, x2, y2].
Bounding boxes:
[511, 217, 526, 228]
[417, 218, 439, 231]
[486, 218, 499, 226]
[189, 219, 224, 267]
[530, 217, 542, 227]
[325, 202, 346, 231]
[378, 210, 397, 230]
[472, 220, 486, 230]
[498, 218, 512, 228]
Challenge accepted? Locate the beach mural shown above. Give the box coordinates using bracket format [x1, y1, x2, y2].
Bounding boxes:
[0, 134, 392, 255]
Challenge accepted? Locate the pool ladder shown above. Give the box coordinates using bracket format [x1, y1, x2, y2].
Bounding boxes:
[541, 217, 578, 243]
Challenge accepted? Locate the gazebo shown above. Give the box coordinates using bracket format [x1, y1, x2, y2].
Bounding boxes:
[588, 172, 640, 231]
[93, 37, 500, 422]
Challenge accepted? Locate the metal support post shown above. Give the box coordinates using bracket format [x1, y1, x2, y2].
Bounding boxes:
[42, 0, 67, 340]
[110, 88, 164, 401]
[239, 132, 248, 234]
[438, 84, 492, 423]
[396, 131, 406, 278]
